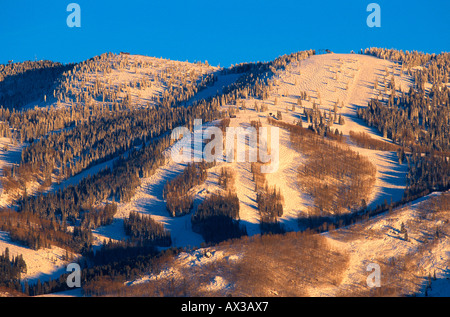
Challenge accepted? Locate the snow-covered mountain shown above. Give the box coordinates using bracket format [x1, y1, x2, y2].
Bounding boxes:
[1, 50, 449, 297]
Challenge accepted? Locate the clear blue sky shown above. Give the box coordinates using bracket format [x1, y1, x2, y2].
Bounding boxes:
[0, 0, 449, 67]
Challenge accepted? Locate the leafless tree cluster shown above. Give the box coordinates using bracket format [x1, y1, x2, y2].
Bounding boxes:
[90, 230, 348, 297]
[248, 120, 285, 234]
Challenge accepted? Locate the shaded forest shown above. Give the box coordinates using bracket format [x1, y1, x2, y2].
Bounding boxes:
[0, 60, 74, 109]
[4, 47, 450, 296]
[191, 192, 246, 244]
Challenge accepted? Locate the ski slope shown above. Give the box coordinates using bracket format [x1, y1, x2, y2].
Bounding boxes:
[3, 52, 448, 297]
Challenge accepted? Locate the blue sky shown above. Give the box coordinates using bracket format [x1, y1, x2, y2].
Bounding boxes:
[0, 0, 449, 67]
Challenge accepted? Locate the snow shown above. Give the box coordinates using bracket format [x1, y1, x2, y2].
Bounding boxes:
[36, 288, 83, 297]
[119, 52, 420, 296]
[57, 54, 217, 110]
[0, 231, 75, 284]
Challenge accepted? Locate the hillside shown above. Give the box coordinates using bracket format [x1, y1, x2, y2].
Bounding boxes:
[103, 52, 412, 243]
[0, 49, 449, 297]
[85, 189, 448, 297]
